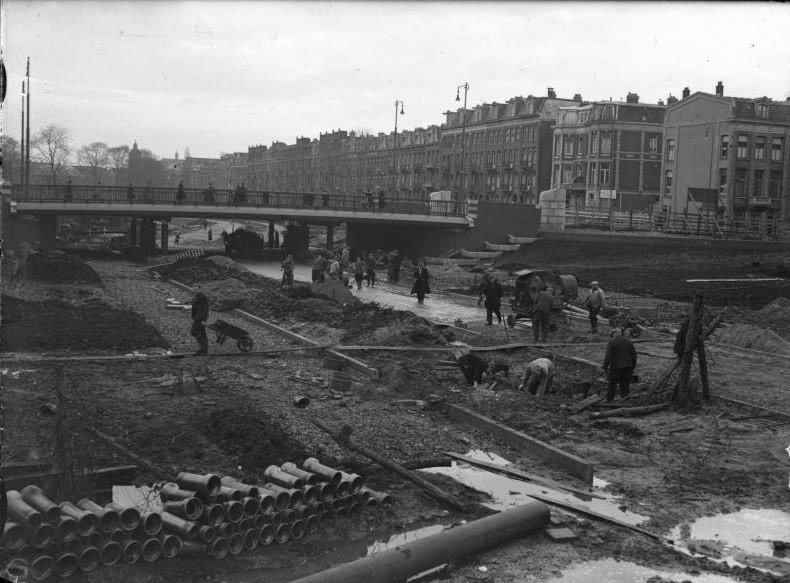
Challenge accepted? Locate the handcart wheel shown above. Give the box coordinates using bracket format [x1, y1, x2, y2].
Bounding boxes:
[238, 336, 254, 352]
[629, 326, 642, 338]
[506, 314, 517, 328]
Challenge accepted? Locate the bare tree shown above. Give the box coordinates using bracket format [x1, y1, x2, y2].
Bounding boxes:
[32, 124, 71, 184]
[1, 136, 20, 182]
[77, 141, 110, 183]
[108, 145, 130, 185]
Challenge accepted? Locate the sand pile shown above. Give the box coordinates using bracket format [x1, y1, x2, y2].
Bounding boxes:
[713, 324, 790, 355]
[22, 251, 102, 285]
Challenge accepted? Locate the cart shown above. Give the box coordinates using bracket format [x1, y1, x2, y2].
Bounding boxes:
[607, 307, 644, 338]
[506, 269, 578, 327]
[207, 319, 254, 352]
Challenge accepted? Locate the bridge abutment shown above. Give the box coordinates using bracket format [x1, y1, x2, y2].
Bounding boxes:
[284, 223, 309, 257]
[1, 208, 58, 251]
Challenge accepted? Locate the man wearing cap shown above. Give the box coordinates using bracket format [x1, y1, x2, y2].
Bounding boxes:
[602, 329, 637, 402]
[586, 281, 605, 334]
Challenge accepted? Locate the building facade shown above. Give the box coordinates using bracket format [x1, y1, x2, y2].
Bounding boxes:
[552, 93, 665, 210]
[662, 83, 790, 227]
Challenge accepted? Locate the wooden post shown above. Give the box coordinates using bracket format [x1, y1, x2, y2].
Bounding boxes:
[696, 339, 711, 401]
[54, 366, 75, 499]
[676, 294, 704, 406]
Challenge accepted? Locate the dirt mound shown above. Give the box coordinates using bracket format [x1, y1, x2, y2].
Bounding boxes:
[21, 251, 102, 285]
[713, 324, 790, 355]
[200, 279, 258, 312]
[205, 255, 251, 274]
[311, 278, 359, 304]
[1, 294, 168, 352]
[156, 257, 230, 283]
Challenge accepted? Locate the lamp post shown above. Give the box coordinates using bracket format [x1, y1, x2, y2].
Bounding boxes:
[393, 100, 404, 198]
[455, 83, 469, 201]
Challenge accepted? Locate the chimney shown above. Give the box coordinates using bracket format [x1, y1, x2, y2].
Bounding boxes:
[658, 99, 664, 106]
[547, 87, 556, 99]
[626, 92, 639, 104]
[715, 81, 724, 96]
[682, 87, 691, 99]
[667, 94, 678, 105]
[573, 93, 582, 102]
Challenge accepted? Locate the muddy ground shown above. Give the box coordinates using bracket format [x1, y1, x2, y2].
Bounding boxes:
[2, 238, 790, 583]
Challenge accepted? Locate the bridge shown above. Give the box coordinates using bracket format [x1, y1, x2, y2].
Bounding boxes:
[3, 184, 474, 255]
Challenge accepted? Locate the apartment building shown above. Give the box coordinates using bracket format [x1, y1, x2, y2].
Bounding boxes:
[552, 94, 665, 210]
[662, 82, 790, 225]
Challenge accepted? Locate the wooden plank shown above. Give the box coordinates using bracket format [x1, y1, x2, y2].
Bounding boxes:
[442, 404, 595, 485]
[567, 395, 604, 414]
[590, 403, 667, 419]
[4, 465, 137, 492]
[444, 452, 604, 499]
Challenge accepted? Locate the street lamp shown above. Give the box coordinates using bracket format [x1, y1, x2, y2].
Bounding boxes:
[456, 83, 469, 199]
[393, 100, 405, 197]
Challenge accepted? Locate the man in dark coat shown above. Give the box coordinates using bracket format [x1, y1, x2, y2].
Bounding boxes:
[190, 288, 210, 354]
[603, 329, 637, 402]
[411, 261, 430, 304]
[483, 276, 504, 325]
[457, 353, 510, 389]
[176, 180, 186, 202]
[532, 284, 554, 342]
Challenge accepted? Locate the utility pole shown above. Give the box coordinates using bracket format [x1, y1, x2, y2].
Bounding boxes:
[455, 83, 469, 201]
[25, 58, 31, 191]
[20, 81, 25, 185]
[393, 100, 404, 198]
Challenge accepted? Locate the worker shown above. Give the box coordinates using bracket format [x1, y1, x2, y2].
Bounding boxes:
[518, 357, 556, 396]
[190, 287, 210, 355]
[483, 276, 504, 325]
[328, 255, 340, 279]
[365, 255, 377, 287]
[532, 284, 554, 342]
[311, 254, 326, 284]
[585, 281, 605, 334]
[457, 353, 510, 389]
[281, 254, 295, 288]
[354, 256, 366, 290]
[477, 271, 492, 306]
[388, 250, 402, 283]
[174, 232, 181, 245]
[602, 329, 637, 402]
[411, 260, 431, 304]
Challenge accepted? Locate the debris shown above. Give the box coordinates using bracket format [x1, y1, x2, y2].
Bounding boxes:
[83, 426, 176, 482]
[545, 527, 578, 541]
[590, 403, 668, 419]
[565, 395, 604, 414]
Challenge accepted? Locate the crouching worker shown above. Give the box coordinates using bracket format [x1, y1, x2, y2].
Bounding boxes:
[518, 357, 556, 396]
[190, 287, 210, 354]
[457, 352, 510, 389]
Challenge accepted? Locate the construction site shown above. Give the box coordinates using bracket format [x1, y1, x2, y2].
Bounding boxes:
[2, 226, 790, 583]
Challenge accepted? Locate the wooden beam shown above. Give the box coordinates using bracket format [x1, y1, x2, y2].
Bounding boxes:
[590, 403, 667, 419]
[83, 426, 176, 482]
[442, 404, 595, 485]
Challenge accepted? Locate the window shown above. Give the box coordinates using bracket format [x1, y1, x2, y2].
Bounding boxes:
[600, 132, 612, 155]
[719, 168, 727, 195]
[755, 137, 766, 160]
[720, 135, 730, 159]
[772, 137, 784, 162]
[733, 168, 747, 197]
[563, 136, 574, 156]
[757, 103, 769, 118]
[648, 135, 659, 153]
[769, 171, 782, 198]
[554, 135, 561, 158]
[591, 131, 599, 155]
[664, 170, 673, 197]
[737, 135, 749, 159]
[754, 170, 765, 198]
[667, 139, 676, 161]
[599, 163, 610, 185]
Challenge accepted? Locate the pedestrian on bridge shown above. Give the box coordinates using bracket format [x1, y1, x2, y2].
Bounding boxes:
[176, 180, 186, 202]
[203, 182, 216, 204]
[64, 180, 73, 202]
[126, 183, 135, 202]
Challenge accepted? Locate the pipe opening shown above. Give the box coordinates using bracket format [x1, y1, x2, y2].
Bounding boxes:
[305, 515, 320, 534]
[242, 497, 260, 518]
[204, 503, 226, 526]
[78, 546, 101, 572]
[118, 507, 141, 531]
[121, 539, 142, 564]
[198, 525, 216, 543]
[289, 520, 306, 541]
[99, 541, 122, 566]
[3, 522, 26, 549]
[227, 532, 244, 555]
[141, 538, 162, 562]
[243, 528, 259, 550]
[209, 537, 229, 559]
[161, 534, 182, 558]
[29, 524, 55, 548]
[29, 555, 54, 581]
[141, 512, 163, 536]
[224, 501, 243, 523]
[259, 524, 275, 546]
[274, 524, 290, 544]
[98, 511, 120, 534]
[301, 485, 319, 505]
[269, 511, 283, 526]
[53, 552, 78, 577]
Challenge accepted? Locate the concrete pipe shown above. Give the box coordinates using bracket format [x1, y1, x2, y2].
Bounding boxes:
[161, 511, 199, 540]
[28, 554, 54, 582]
[160, 483, 198, 502]
[358, 490, 372, 505]
[259, 485, 289, 511]
[52, 515, 79, 543]
[208, 537, 229, 559]
[223, 501, 243, 524]
[253, 514, 267, 530]
[318, 482, 336, 501]
[301, 484, 319, 505]
[81, 531, 103, 549]
[293, 395, 310, 408]
[236, 518, 251, 533]
[120, 539, 142, 564]
[268, 511, 283, 526]
[334, 505, 349, 518]
[5, 558, 29, 582]
[280, 462, 320, 485]
[227, 532, 244, 555]
[259, 524, 275, 546]
[264, 466, 304, 490]
[176, 472, 222, 498]
[302, 458, 342, 484]
[305, 515, 320, 535]
[289, 519, 306, 541]
[293, 504, 312, 520]
[19, 548, 39, 565]
[197, 525, 216, 543]
[361, 487, 392, 506]
[160, 534, 182, 559]
[243, 528, 259, 550]
[263, 482, 301, 508]
[59, 501, 99, 536]
[105, 502, 141, 532]
[20, 485, 61, 523]
[163, 498, 204, 521]
[333, 480, 351, 498]
[290, 501, 550, 583]
[318, 510, 333, 523]
[201, 503, 226, 527]
[339, 471, 364, 494]
[108, 528, 128, 543]
[218, 486, 243, 502]
[273, 524, 290, 545]
[78, 546, 101, 572]
[27, 523, 56, 548]
[2, 521, 26, 550]
[282, 509, 297, 524]
[58, 537, 82, 555]
[215, 522, 234, 538]
[179, 540, 207, 556]
[348, 500, 361, 514]
[219, 477, 260, 498]
[141, 538, 162, 562]
[255, 490, 276, 516]
[136, 512, 163, 537]
[241, 496, 260, 518]
[77, 498, 121, 534]
[7, 490, 43, 530]
[99, 541, 122, 566]
[53, 551, 79, 577]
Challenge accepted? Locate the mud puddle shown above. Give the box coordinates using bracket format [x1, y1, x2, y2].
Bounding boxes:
[422, 450, 649, 525]
[545, 557, 741, 583]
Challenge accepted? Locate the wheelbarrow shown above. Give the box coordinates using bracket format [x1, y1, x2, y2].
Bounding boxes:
[607, 307, 644, 338]
[207, 319, 254, 352]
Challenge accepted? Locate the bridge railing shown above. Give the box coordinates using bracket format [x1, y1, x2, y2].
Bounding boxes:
[9, 184, 468, 218]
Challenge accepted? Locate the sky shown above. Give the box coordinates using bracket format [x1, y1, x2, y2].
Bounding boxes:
[2, 1, 790, 160]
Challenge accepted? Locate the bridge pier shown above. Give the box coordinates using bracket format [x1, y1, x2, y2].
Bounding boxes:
[284, 222, 309, 257]
[160, 221, 169, 253]
[0, 211, 58, 251]
[139, 218, 158, 254]
[326, 225, 334, 250]
[268, 222, 276, 248]
[130, 218, 138, 246]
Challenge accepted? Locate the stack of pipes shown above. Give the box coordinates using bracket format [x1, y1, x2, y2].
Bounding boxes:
[1, 460, 392, 579]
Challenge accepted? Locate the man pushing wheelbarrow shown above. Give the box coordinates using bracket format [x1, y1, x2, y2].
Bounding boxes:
[190, 287, 210, 354]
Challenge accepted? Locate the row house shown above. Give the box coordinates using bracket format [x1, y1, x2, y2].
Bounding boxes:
[552, 94, 665, 210]
[662, 82, 790, 225]
[393, 125, 441, 200]
[442, 89, 580, 204]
